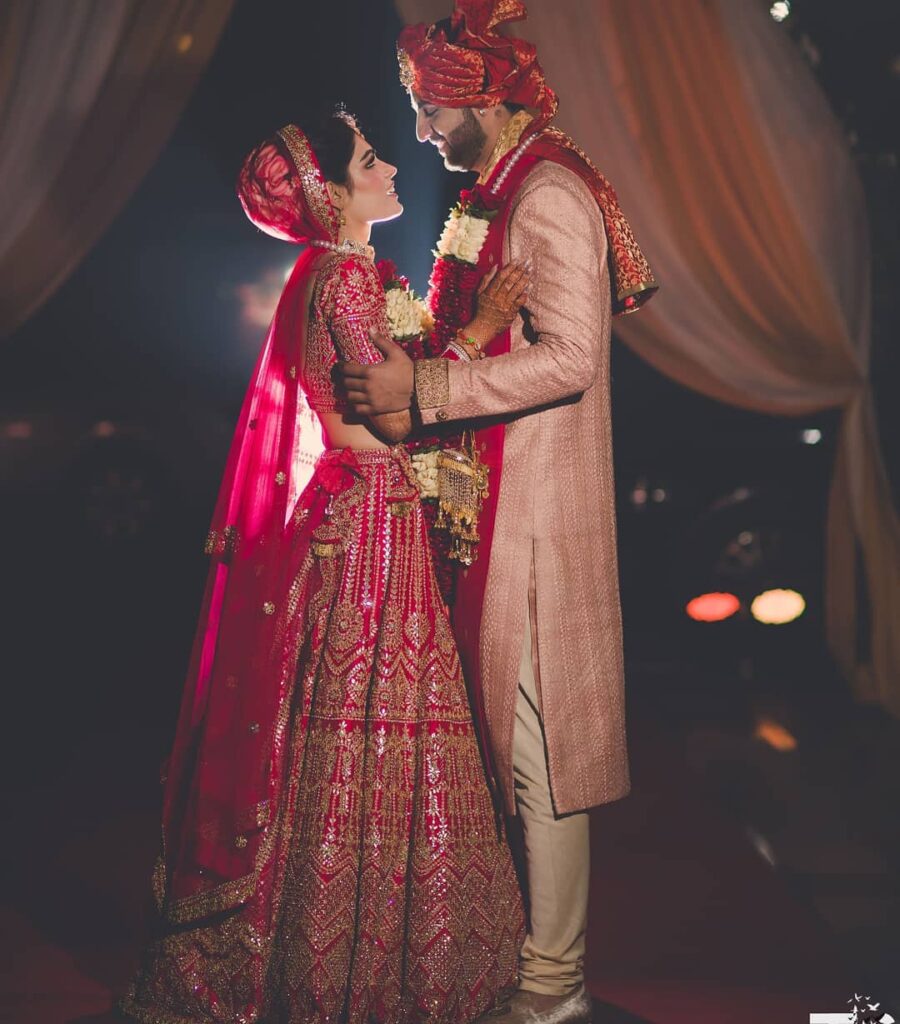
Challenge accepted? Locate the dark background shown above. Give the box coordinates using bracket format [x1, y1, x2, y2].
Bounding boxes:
[0, 0, 898, 1011]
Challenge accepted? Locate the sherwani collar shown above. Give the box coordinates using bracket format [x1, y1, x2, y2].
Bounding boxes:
[477, 110, 534, 184]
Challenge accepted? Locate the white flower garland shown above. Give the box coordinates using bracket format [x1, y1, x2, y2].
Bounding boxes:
[379, 270, 438, 498]
[409, 450, 440, 498]
[384, 284, 433, 342]
[435, 206, 492, 265]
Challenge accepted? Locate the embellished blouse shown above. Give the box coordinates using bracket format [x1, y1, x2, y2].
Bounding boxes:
[301, 253, 388, 413]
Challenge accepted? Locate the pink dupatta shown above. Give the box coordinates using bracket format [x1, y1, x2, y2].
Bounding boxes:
[157, 127, 340, 923]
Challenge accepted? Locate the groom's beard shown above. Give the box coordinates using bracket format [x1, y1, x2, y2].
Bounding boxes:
[441, 108, 488, 171]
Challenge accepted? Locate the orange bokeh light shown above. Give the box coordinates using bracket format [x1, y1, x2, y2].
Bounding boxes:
[754, 717, 798, 752]
[685, 592, 741, 623]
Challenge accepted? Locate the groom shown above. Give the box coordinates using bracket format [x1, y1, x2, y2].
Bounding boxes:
[340, 2, 656, 1020]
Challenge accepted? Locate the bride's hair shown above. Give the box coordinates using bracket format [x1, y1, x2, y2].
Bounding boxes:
[301, 107, 359, 193]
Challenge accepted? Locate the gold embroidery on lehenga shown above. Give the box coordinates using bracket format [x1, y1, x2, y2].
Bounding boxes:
[264, 456, 523, 1019]
[124, 351, 523, 1022]
[311, 540, 338, 558]
[330, 601, 364, 651]
[121, 915, 265, 1023]
[162, 871, 258, 925]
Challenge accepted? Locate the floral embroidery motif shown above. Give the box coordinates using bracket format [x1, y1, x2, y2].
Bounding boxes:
[302, 254, 390, 414]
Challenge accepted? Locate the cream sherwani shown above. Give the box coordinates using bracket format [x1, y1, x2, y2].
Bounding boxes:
[418, 160, 631, 818]
[417, 158, 630, 995]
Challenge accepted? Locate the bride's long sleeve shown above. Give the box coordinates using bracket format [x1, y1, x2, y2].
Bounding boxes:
[327, 255, 391, 365]
[325, 255, 412, 441]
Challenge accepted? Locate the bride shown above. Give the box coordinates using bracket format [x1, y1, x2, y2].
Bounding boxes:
[120, 109, 528, 1023]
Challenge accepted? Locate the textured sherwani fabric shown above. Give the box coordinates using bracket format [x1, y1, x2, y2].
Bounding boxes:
[420, 161, 628, 816]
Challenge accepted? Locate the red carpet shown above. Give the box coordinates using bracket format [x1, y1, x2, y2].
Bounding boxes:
[0, 715, 853, 1024]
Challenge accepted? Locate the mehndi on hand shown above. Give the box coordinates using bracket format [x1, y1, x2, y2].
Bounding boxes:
[470, 261, 531, 341]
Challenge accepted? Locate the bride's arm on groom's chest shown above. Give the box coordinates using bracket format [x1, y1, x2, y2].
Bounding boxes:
[416, 162, 611, 426]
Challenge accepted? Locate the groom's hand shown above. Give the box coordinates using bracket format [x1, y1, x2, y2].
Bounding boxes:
[339, 327, 415, 415]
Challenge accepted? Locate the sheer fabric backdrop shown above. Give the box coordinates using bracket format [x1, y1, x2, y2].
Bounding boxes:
[0, 0, 234, 338]
[395, 0, 900, 716]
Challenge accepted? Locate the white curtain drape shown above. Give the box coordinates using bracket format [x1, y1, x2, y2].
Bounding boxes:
[395, 0, 900, 716]
[0, 0, 235, 337]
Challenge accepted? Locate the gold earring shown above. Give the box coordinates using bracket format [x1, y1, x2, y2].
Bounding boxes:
[338, 210, 346, 227]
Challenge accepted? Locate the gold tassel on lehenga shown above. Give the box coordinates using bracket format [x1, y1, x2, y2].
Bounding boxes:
[435, 431, 489, 567]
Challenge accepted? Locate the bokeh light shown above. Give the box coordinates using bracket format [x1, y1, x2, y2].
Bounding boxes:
[754, 716, 799, 752]
[236, 268, 285, 330]
[751, 588, 806, 625]
[91, 421, 117, 439]
[686, 592, 741, 623]
[3, 420, 33, 440]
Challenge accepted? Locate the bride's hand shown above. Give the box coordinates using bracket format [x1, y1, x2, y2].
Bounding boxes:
[470, 261, 531, 340]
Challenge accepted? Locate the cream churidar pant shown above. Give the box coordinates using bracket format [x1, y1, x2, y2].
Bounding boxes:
[514, 605, 590, 995]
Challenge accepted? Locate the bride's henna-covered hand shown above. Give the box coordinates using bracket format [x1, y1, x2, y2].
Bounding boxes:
[463, 261, 530, 352]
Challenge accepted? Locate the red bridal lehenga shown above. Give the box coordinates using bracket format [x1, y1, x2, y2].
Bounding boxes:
[120, 126, 523, 1024]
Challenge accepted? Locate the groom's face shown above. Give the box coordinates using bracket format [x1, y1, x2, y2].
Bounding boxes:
[411, 94, 487, 172]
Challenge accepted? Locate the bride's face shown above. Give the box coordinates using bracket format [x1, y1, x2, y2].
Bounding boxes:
[337, 133, 403, 227]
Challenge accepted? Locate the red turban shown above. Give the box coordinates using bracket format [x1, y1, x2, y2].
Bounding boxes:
[398, 0, 558, 118]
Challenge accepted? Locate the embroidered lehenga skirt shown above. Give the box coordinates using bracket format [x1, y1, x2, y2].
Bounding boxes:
[122, 447, 524, 1024]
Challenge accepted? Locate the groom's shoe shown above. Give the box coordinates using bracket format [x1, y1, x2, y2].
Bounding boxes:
[503, 984, 593, 1024]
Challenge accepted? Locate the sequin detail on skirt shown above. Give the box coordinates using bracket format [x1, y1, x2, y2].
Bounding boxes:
[121, 448, 524, 1024]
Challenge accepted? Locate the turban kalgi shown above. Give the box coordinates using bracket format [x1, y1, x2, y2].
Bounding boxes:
[398, 0, 557, 118]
